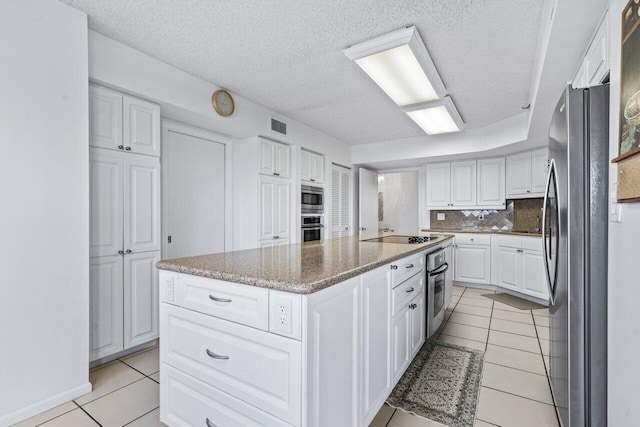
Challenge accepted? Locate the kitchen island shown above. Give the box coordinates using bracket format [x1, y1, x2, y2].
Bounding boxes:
[156, 233, 453, 427]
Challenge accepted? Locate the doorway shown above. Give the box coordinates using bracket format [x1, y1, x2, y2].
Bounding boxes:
[161, 121, 230, 258]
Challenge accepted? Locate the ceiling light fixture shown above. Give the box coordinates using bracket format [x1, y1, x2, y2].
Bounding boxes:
[402, 97, 465, 135]
[343, 26, 446, 106]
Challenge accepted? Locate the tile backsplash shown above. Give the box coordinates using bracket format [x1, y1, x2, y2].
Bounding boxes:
[429, 198, 543, 232]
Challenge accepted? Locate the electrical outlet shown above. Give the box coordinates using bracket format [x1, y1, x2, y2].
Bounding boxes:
[437, 213, 445, 221]
[479, 214, 485, 221]
[163, 277, 175, 302]
[273, 299, 292, 334]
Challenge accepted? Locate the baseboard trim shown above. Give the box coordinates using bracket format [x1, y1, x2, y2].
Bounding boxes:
[0, 382, 92, 427]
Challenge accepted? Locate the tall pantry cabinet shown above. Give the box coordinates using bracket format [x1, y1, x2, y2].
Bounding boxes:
[89, 85, 161, 361]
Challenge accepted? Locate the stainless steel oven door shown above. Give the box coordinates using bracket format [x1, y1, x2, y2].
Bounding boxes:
[301, 226, 323, 242]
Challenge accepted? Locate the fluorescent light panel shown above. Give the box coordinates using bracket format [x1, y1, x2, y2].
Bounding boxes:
[403, 97, 465, 135]
[344, 27, 446, 106]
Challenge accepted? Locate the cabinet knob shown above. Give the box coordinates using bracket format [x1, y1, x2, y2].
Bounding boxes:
[517, 249, 524, 253]
[273, 172, 280, 176]
[526, 190, 531, 193]
[125, 249, 132, 254]
[390, 265, 398, 270]
[117, 145, 124, 150]
[310, 178, 315, 182]
[273, 235, 280, 239]
[125, 146, 132, 151]
[118, 250, 124, 255]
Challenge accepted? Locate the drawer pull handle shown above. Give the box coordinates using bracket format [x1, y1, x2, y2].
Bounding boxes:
[206, 349, 229, 360]
[405, 264, 414, 268]
[390, 265, 398, 270]
[406, 287, 415, 293]
[206, 418, 217, 427]
[209, 295, 232, 303]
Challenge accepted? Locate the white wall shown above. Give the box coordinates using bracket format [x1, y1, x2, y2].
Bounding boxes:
[607, 0, 640, 424]
[378, 172, 419, 233]
[0, 1, 91, 425]
[88, 31, 354, 249]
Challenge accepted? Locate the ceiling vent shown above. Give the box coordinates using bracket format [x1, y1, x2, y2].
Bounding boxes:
[271, 118, 287, 135]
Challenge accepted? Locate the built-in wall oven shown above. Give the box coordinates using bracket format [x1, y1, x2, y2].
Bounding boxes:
[301, 216, 324, 242]
[427, 248, 449, 337]
[301, 185, 323, 214]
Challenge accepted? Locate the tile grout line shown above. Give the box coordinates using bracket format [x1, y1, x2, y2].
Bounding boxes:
[383, 408, 397, 427]
[481, 385, 555, 407]
[122, 406, 160, 426]
[76, 376, 149, 407]
[77, 404, 104, 427]
[483, 360, 550, 377]
[532, 312, 562, 427]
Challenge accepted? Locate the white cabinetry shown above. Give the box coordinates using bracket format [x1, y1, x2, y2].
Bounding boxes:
[477, 158, 506, 207]
[506, 149, 548, 198]
[573, 12, 609, 88]
[331, 164, 352, 238]
[159, 250, 431, 427]
[301, 149, 324, 184]
[89, 148, 160, 361]
[426, 159, 504, 209]
[259, 138, 290, 179]
[90, 85, 160, 157]
[258, 176, 291, 245]
[453, 234, 492, 284]
[492, 235, 548, 300]
[233, 137, 293, 249]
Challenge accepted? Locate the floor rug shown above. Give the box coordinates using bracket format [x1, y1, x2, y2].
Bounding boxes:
[386, 340, 484, 427]
[481, 292, 546, 310]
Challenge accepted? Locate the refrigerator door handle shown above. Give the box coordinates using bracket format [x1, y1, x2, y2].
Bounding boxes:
[542, 159, 558, 305]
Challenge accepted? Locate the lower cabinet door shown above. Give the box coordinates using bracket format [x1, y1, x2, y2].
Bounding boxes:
[494, 246, 520, 291]
[520, 250, 548, 300]
[361, 267, 392, 424]
[391, 306, 411, 386]
[124, 251, 160, 349]
[454, 245, 491, 284]
[409, 292, 426, 358]
[160, 364, 292, 427]
[90, 255, 124, 361]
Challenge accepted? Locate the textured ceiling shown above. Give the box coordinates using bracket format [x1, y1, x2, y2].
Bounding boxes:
[60, 0, 546, 145]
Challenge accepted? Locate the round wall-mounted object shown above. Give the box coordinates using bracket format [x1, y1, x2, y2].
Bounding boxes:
[212, 89, 235, 117]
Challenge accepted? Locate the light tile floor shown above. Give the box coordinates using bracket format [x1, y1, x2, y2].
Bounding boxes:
[370, 285, 560, 427]
[15, 285, 558, 427]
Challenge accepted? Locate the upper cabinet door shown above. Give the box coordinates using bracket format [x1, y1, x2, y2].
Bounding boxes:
[274, 142, 291, 179]
[585, 14, 608, 86]
[258, 176, 275, 240]
[425, 163, 451, 208]
[311, 153, 324, 184]
[124, 154, 160, 253]
[531, 149, 549, 194]
[274, 180, 291, 239]
[258, 138, 275, 176]
[450, 160, 477, 207]
[123, 96, 160, 157]
[300, 150, 312, 182]
[506, 152, 532, 197]
[90, 149, 124, 257]
[89, 85, 123, 151]
[477, 158, 506, 207]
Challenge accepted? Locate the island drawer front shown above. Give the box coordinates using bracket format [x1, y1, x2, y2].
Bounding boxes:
[162, 304, 301, 425]
[392, 272, 425, 316]
[176, 274, 269, 330]
[454, 234, 492, 246]
[391, 252, 425, 288]
[161, 364, 294, 427]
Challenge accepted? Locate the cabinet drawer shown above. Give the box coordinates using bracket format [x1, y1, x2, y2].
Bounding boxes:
[177, 275, 269, 330]
[393, 272, 424, 316]
[391, 252, 425, 287]
[492, 235, 522, 249]
[161, 364, 293, 427]
[522, 236, 542, 251]
[162, 304, 301, 425]
[454, 234, 491, 246]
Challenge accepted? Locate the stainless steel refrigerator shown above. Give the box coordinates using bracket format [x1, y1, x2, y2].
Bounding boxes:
[544, 84, 608, 426]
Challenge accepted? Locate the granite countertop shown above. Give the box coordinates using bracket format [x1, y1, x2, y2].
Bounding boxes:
[421, 228, 542, 237]
[156, 233, 453, 294]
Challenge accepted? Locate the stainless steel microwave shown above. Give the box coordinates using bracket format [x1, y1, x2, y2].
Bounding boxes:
[301, 185, 323, 214]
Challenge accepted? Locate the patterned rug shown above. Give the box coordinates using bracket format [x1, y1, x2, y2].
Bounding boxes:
[386, 340, 484, 427]
[481, 292, 546, 310]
